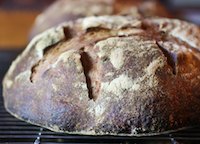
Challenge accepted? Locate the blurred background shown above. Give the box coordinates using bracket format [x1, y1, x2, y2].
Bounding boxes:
[0, 0, 200, 143]
[0, 0, 54, 49]
[0, 0, 199, 50]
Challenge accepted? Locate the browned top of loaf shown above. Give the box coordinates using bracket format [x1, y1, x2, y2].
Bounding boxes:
[5, 15, 200, 97]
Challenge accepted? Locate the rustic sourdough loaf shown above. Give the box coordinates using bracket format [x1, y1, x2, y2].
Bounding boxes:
[30, 0, 171, 38]
[3, 16, 200, 136]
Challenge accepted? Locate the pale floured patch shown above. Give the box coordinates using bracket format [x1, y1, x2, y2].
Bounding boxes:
[101, 57, 164, 95]
[87, 96, 110, 124]
[4, 80, 13, 89]
[96, 37, 126, 60]
[52, 84, 58, 91]
[148, 18, 200, 48]
[145, 57, 165, 87]
[3, 25, 65, 88]
[131, 82, 141, 91]
[51, 49, 78, 68]
[15, 71, 31, 82]
[105, 72, 114, 77]
[101, 74, 140, 96]
[30, 26, 65, 59]
[145, 57, 165, 76]
[34, 26, 65, 58]
[171, 27, 200, 48]
[52, 50, 83, 73]
[110, 48, 124, 69]
[74, 55, 84, 72]
[74, 82, 87, 90]
[95, 105, 106, 116]
[82, 16, 141, 30]
[96, 37, 156, 62]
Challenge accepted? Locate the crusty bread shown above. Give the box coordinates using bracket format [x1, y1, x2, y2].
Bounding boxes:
[30, 0, 171, 38]
[3, 15, 200, 136]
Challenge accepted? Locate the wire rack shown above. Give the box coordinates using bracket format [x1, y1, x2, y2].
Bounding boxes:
[1, 51, 200, 144]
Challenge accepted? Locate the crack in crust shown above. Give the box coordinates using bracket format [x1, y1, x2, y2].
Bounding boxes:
[156, 42, 177, 75]
[80, 50, 94, 100]
[80, 47, 101, 101]
[29, 28, 111, 84]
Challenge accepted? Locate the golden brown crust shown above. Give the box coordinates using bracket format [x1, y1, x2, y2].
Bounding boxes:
[3, 16, 200, 136]
[30, 0, 171, 38]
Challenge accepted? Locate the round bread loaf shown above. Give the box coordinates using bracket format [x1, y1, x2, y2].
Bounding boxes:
[30, 0, 171, 38]
[3, 15, 200, 136]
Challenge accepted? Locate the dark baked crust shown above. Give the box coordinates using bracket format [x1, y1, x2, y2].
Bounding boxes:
[3, 16, 200, 136]
[30, 0, 172, 38]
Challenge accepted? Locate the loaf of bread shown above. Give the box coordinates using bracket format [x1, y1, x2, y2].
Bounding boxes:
[3, 15, 200, 136]
[30, 0, 171, 38]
